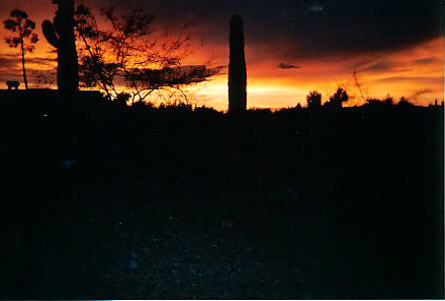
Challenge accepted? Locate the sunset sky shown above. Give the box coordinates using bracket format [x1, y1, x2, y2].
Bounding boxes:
[0, 0, 443, 110]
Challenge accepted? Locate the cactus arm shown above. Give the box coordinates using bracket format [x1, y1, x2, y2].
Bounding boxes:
[42, 20, 60, 48]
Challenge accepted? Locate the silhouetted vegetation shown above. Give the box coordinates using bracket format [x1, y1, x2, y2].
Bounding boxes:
[383, 95, 394, 106]
[0, 92, 443, 298]
[398, 96, 415, 107]
[306, 90, 322, 109]
[72, 4, 219, 103]
[326, 87, 349, 109]
[42, 0, 79, 95]
[3, 9, 39, 89]
[228, 15, 247, 113]
[0, 5, 443, 300]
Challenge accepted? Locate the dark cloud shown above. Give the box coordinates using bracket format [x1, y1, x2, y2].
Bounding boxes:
[0, 54, 56, 70]
[409, 88, 433, 100]
[356, 60, 411, 74]
[99, 0, 444, 60]
[375, 76, 443, 84]
[0, 54, 56, 85]
[277, 63, 301, 69]
[359, 61, 397, 73]
[0, 57, 17, 69]
[414, 57, 442, 65]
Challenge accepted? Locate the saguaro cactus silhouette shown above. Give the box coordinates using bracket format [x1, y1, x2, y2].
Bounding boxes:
[228, 15, 247, 113]
[42, 0, 79, 95]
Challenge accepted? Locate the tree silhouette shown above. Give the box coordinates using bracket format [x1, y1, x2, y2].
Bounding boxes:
[3, 10, 39, 89]
[306, 91, 322, 109]
[73, 5, 219, 103]
[329, 87, 349, 108]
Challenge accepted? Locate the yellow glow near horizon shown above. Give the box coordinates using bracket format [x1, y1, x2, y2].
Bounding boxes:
[0, 1, 443, 110]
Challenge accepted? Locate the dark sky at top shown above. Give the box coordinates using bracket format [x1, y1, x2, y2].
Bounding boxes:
[0, 0, 443, 107]
[103, 0, 444, 60]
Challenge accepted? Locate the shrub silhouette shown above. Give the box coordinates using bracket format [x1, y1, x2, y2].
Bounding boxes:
[42, 0, 79, 96]
[115, 93, 131, 107]
[3, 9, 39, 90]
[398, 96, 414, 107]
[228, 15, 247, 113]
[383, 95, 394, 106]
[306, 91, 322, 109]
[328, 87, 348, 109]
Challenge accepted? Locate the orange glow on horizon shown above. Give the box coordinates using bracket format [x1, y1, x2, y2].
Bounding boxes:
[0, 1, 443, 111]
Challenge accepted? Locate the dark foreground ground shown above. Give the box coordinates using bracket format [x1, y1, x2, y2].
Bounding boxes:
[0, 94, 443, 299]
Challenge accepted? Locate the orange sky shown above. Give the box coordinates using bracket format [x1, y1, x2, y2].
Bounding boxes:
[0, 0, 443, 111]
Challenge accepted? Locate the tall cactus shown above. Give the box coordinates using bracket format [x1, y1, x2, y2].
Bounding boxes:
[42, 0, 79, 96]
[228, 15, 247, 113]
